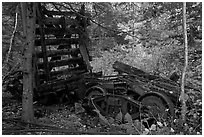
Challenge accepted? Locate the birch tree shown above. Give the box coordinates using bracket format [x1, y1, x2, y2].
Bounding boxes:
[180, 2, 188, 123]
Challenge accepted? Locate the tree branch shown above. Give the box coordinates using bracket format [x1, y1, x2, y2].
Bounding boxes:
[62, 3, 139, 39]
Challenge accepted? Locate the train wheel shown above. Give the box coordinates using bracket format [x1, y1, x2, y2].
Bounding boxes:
[83, 85, 106, 110]
[87, 90, 103, 102]
[141, 96, 172, 121]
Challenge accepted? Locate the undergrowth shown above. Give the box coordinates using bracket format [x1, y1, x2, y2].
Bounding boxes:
[92, 107, 201, 135]
[90, 42, 202, 135]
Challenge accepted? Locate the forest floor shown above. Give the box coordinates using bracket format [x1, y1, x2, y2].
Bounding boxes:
[2, 93, 127, 135]
[2, 91, 202, 135]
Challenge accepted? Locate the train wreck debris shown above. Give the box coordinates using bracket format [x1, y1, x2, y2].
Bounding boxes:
[5, 3, 193, 122]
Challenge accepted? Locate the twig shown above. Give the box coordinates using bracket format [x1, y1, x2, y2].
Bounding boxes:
[2, 128, 127, 135]
[5, 5, 19, 63]
[2, 62, 21, 85]
[2, 117, 21, 121]
[2, 117, 127, 135]
[2, 118, 61, 130]
[2, 120, 25, 129]
[192, 123, 201, 133]
[51, 2, 72, 11]
[93, 3, 108, 15]
[51, 2, 64, 14]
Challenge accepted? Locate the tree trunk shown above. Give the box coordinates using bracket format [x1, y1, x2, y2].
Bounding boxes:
[180, 2, 188, 123]
[21, 2, 36, 122]
[6, 5, 19, 64]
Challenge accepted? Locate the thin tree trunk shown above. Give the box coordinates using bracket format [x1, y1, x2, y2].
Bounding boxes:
[180, 2, 188, 123]
[6, 5, 19, 63]
[21, 2, 36, 123]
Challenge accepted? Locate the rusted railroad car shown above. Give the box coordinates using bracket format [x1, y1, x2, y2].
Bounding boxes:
[83, 61, 180, 121]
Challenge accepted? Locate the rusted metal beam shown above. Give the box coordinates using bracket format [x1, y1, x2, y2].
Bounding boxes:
[35, 27, 79, 36]
[35, 38, 79, 46]
[37, 75, 82, 92]
[43, 10, 77, 16]
[36, 48, 80, 58]
[37, 57, 83, 69]
[41, 17, 64, 25]
[38, 66, 87, 78]
[113, 61, 147, 76]
[40, 17, 77, 26]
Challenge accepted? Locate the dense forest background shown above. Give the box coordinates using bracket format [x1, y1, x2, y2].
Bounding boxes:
[2, 2, 202, 135]
[2, 2, 202, 87]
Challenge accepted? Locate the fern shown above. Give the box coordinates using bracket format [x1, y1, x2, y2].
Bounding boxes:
[124, 113, 133, 124]
[115, 109, 123, 124]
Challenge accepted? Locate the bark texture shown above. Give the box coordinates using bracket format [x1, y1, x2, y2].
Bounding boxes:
[21, 2, 36, 122]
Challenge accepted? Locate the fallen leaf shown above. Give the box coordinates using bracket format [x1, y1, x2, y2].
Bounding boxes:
[150, 124, 156, 131]
[157, 121, 163, 127]
[142, 128, 149, 135]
